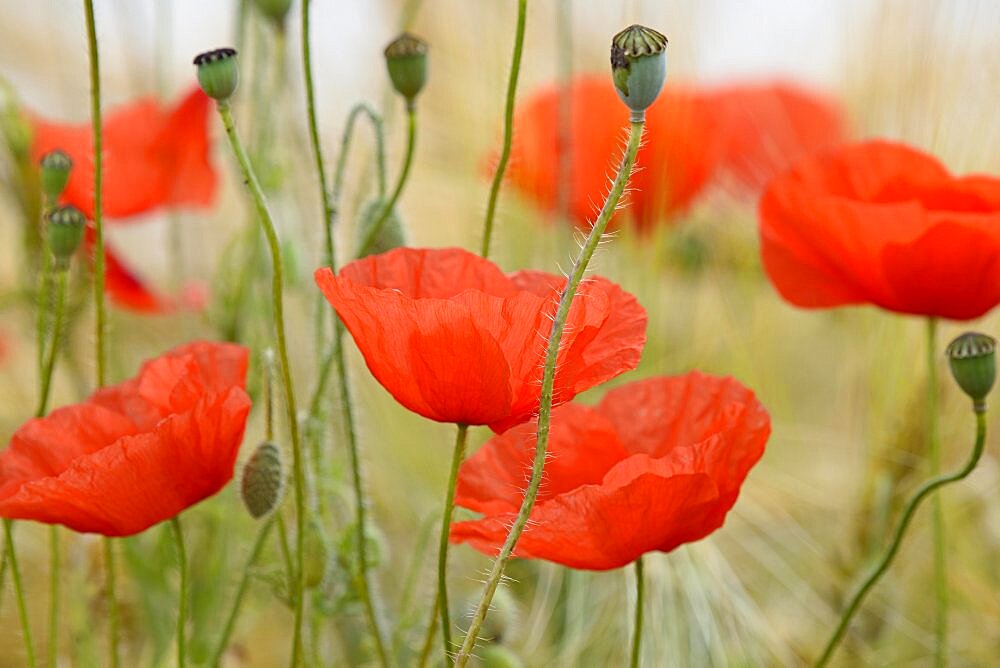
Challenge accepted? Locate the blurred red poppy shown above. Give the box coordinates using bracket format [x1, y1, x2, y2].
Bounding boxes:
[708, 83, 844, 192]
[450, 372, 770, 570]
[0, 341, 250, 536]
[759, 140, 1000, 320]
[503, 76, 725, 232]
[314, 247, 647, 432]
[31, 87, 217, 314]
[30, 87, 217, 219]
[501, 77, 844, 232]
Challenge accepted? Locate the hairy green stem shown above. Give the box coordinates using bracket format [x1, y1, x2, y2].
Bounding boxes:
[170, 517, 187, 668]
[357, 105, 415, 257]
[437, 424, 469, 660]
[47, 525, 59, 667]
[216, 101, 307, 666]
[37, 270, 67, 417]
[630, 556, 644, 668]
[210, 518, 275, 665]
[926, 317, 947, 666]
[455, 119, 646, 666]
[479, 0, 528, 259]
[815, 409, 988, 666]
[4, 519, 35, 667]
[103, 538, 119, 668]
[83, 0, 106, 387]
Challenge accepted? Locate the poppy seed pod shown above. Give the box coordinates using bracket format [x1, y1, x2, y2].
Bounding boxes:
[194, 48, 239, 102]
[946, 332, 996, 412]
[241, 440, 284, 519]
[253, 0, 292, 25]
[39, 149, 72, 200]
[384, 33, 428, 106]
[356, 198, 406, 258]
[610, 25, 667, 119]
[46, 205, 86, 269]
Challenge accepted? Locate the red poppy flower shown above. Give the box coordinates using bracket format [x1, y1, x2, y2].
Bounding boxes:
[503, 76, 726, 232]
[30, 87, 217, 220]
[707, 83, 844, 192]
[449, 373, 769, 570]
[314, 247, 647, 432]
[0, 341, 251, 536]
[759, 140, 1000, 320]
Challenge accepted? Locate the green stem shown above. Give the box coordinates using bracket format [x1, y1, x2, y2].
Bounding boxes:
[35, 242, 52, 378]
[357, 105, 415, 257]
[83, 0, 106, 388]
[216, 101, 307, 666]
[479, 0, 528, 259]
[437, 424, 469, 659]
[47, 525, 60, 667]
[37, 270, 67, 417]
[630, 557, 644, 668]
[210, 518, 275, 666]
[926, 317, 947, 666]
[103, 538, 120, 668]
[170, 517, 187, 668]
[814, 409, 988, 666]
[4, 519, 36, 667]
[455, 118, 646, 667]
[416, 594, 438, 668]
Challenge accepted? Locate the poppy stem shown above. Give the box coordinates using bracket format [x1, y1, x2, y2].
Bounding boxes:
[455, 118, 646, 667]
[926, 317, 948, 665]
[82, 0, 107, 389]
[436, 423, 469, 660]
[210, 517, 275, 665]
[170, 517, 187, 668]
[814, 408, 987, 666]
[37, 270, 67, 418]
[416, 592, 439, 668]
[215, 101, 308, 666]
[480, 0, 528, 259]
[357, 104, 416, 258]
[3, 519, 36, 667]
[630, 556, 644, 668]
[103, 538, 120, 668]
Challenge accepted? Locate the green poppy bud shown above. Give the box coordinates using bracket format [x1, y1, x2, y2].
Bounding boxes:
[39, 149, 72, 200]
[46, 205, 86, 269]
[384, 33, 428, 107]
[946, 332, 996, 412]
[194, 48, 239, 102]
[356, 198, 406, 258]
[241, 440, 284, 518]
[610, 25, 668, 120]
[253, 0, 292, 25]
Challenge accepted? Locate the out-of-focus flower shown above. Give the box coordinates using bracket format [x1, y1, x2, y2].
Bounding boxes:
[0, 342, 250, 536]
[501, 77, 844, 232]
[450, 373, 769, 570]
[314, 247, 647, 432]
[759, 140, 1000, 320]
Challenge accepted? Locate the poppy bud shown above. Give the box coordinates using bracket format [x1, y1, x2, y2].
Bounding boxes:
[481, 645, 524, 668]
[39, 149, 72, 200]
[356, 198, 406, 258]
[384, 33, 428, 107]
[610, 24, 667, 119]
[193, 48, 239, 102]
[240, 440, 284, 518]
[946, 332, 996, 412]
[46, 205, 85, 270]
[253, 0, 292, 25]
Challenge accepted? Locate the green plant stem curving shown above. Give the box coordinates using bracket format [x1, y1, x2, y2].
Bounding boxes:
[480, 0, 528, 259]
[216, 101, 307, 666]
[436, 424, 469, 660]
[926, 317, 947, 666]
[814, 408, 988, 666]
[170, 517, 187, 668]
[210, 518, 275, 666]
[302, 2, 390, 661]
[4, 519, 35, 667]
[357, 105, 415, 257]
[455, 118, 646, 666]
[630, 556, 644, 668]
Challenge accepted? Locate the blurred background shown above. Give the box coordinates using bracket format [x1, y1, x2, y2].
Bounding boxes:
[2, 0, 1000, 665]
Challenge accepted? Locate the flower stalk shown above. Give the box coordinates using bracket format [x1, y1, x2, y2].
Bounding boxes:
[480, 0, 528, 259]
[631, 556, 645, 668]
[436, 424, 469, 659]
